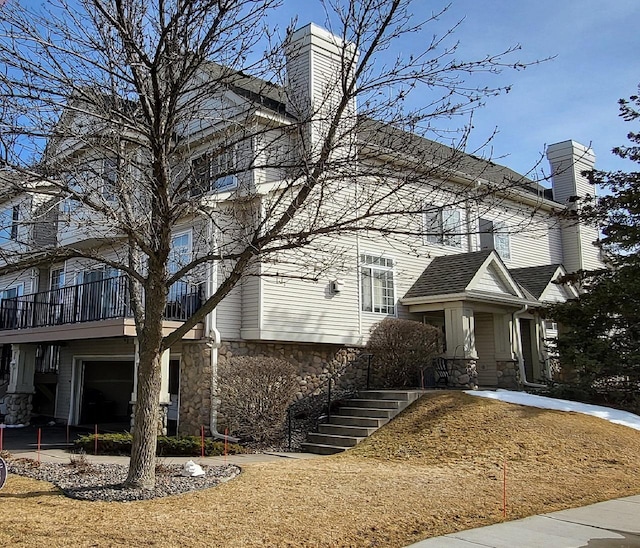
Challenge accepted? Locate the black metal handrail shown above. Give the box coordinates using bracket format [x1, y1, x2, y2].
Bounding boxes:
[0, 275, 202, 331]
[286, 352, 374, 450]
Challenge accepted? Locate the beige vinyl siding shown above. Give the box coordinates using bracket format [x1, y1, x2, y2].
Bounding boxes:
[473, 265, 514, 295]
[560, 221, 582, 273]
[475, 312, 497, 386]
[241, 275, 261, 331]
[216, 273, 242, 338]
[0, 270, 38, 295]
[541, 282, 567, 304]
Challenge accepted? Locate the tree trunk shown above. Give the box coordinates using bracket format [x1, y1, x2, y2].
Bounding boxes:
[125, 280, 166, 489]
[125, 341, 162, 488]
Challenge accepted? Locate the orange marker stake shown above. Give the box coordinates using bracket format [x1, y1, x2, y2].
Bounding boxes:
[37, 428, 42, 464]
[503, 459, 507, 518]
[94, 424, 98, 456]
[224, 428, 229, 465]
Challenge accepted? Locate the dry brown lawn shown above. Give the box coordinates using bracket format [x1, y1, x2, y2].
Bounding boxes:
[2, 391, 640, 547]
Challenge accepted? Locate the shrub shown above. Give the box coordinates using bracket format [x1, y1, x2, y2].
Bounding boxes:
[365, 318, 442, 388]
[218, 356, 299, 444]
[73, 432, 246, 456]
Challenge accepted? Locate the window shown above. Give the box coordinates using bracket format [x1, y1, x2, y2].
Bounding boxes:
[0, 284, 24, 301]
[0, 205, 19, 243]
[424, 207, 462, 248]
[50, 267, 65, 291]
[360, 254, 395, 314]
[61, 171, 85, 213]
[191, 147, 238, 195]
[0, 284, 24, 329]
[102, 157, 118, 201]
[479, 218, 511, 260]
[168, 232, 192, 302]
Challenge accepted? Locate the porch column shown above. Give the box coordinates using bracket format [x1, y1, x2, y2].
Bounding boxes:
[443, 304, 478, 388]
[444, 304, 477, 359]
[5, 344, 35, 425]
[493, 313, 520, 389]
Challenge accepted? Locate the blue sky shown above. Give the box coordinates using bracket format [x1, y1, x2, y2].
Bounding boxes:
[276, 0, 640, 182]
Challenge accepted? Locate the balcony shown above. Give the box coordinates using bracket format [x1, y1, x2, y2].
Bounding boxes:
[0, 275, 203, 341]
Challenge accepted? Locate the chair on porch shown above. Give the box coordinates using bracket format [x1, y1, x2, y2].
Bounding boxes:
[422, 357, 449, 388]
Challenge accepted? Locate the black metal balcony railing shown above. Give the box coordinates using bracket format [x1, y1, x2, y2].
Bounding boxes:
[0, 275, 203, 331]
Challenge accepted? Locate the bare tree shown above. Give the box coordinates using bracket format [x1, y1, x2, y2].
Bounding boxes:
[0, 0, 541, 488]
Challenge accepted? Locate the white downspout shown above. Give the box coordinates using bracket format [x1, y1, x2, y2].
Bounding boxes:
[205, 215, 239, 443]
[513, 305, 546, 389]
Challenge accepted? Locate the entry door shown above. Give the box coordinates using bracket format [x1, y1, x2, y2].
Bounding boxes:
[520, 319, 535, 382]
[475, 313, 497, 386]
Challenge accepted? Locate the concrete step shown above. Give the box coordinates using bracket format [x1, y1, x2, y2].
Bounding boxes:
[307, 432, 362, 447]
[328, 415, 389, 428]
[337, 406, 396, 418]
[300, 442, 348, 455]
[346, 398, 402, 409]
[358, 390, 424, 402]
[318, 423, 378, 437]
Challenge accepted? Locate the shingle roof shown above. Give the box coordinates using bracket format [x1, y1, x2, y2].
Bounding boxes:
[403, 251, 561, 302]
[510, 264, 562, 299]
[403, 250, 493, 299]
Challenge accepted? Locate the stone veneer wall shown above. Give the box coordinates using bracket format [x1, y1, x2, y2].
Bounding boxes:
[129, 403, 169, 436]
[178, 342, 213, 436]
[497, 360, 521, 389]
[217, 341, 362, 401]
[3, 393, 33, 425]
[447, 359, 478, 389]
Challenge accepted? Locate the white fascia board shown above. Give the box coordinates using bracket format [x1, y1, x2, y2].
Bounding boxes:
[402, 290, 539, 310]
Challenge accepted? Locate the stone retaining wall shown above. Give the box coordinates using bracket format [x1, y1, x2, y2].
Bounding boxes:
[217, 341, 362, 400]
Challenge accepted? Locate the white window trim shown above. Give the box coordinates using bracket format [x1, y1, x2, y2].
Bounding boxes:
[423, 205, 463, 249]
[0, 282, 25, 301]
[479, 217, 511, 260]
[0, 205, 20, 242]
[359, 253, 396, 315]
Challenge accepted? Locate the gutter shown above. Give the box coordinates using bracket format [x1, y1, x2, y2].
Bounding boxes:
[204, 218, 239, 443]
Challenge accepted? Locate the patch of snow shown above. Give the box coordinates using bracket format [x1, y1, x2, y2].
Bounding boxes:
[182, 460, 206, 477]
[464, 389, 640, 432]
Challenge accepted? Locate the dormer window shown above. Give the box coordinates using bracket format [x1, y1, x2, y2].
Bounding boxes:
[191, 146, 238, 196]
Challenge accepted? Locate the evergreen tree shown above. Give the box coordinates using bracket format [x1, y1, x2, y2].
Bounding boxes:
[550, 88, 640, 406]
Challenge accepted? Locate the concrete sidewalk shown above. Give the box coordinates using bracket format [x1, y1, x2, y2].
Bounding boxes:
[0, 423, 319, 466]
[409, 495, 640, 547]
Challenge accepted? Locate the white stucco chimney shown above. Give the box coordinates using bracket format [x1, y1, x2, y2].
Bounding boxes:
[546, 140, 602, 273]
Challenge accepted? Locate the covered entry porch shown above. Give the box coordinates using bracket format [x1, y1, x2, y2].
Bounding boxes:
[402, 250, 547, 388]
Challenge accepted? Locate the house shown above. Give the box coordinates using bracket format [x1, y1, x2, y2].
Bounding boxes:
[0, 24, 602, 433]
